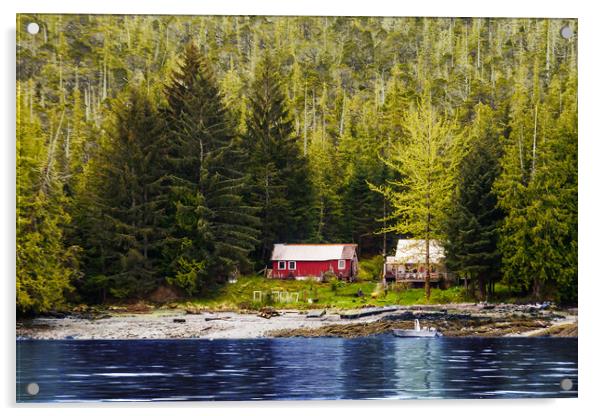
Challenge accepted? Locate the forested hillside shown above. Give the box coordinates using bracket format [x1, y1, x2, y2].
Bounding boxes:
[16, 15, 577, 312]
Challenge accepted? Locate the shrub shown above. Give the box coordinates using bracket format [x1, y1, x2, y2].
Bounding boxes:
[166, 257, 206, 296]
[390, 282, 411, 292]
[330, 278, 344, 293]
[429, 287, 466, 304]
[357, 255, 384, 281]
[323, 270, 337, 282]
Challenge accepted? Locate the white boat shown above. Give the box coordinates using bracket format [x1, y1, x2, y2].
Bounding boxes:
[392, 319, 442, 338]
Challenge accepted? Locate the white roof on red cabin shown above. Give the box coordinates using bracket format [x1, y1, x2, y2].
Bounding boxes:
[390, 239, 445, 264]
[271, 244, 357, 261]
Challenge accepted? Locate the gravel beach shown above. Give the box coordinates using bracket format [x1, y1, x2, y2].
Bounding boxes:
[16, 303, 577, 340]
[16, 310, 368, 340]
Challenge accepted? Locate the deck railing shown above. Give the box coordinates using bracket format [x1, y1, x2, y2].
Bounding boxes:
[390, 272, 448, 282]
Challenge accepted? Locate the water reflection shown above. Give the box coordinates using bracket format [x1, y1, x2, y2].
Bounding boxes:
[339, 337, 400, 399]
[390, 338, 447, 398]
[16, 337, 577, 402]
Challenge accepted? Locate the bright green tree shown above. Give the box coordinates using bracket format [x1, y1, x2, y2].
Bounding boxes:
[370, 94, 463, 299]
[17, 83, 78, 313]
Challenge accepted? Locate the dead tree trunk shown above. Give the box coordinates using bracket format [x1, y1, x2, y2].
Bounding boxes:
[425, 232, 431, 300]
[478, 272, 486, 300]
[303, 84, 308, 155]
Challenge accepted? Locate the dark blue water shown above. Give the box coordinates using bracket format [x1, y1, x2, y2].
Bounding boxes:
[16, 337, 577, 402]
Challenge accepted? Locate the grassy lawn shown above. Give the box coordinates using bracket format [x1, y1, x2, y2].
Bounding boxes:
[179, 275, 475, 311]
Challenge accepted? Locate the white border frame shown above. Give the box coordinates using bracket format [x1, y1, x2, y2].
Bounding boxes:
[3, 1, 600, 416]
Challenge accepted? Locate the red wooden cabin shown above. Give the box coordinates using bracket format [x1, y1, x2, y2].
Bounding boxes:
[270, 244, 358, 281]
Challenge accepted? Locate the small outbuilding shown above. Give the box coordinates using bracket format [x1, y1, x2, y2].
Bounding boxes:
[269, 243, 358, 281]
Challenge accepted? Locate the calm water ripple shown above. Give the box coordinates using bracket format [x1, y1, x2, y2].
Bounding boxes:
[16, 336, 577, 402]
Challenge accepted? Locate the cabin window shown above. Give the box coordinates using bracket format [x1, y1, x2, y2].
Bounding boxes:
[278, 261, 286, 270]
[288, 261, 296, 270]
[338, 259, 346, 269]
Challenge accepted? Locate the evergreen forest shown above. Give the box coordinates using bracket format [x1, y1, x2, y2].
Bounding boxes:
[16, 15, 578, 313]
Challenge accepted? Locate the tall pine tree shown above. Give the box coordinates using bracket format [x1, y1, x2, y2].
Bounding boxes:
[242, 52, 315, 264]
[78, 87, 167, 300]
[163, 43, 259, 291]
[445, 104, 503, 300]
[495, 69, 577, 302]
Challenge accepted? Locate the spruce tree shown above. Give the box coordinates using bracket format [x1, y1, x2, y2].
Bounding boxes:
[79, 87, 167, 300]
[495, 70, 577, 302]
[342, 164, 382, 252]
[164, 43, 259, 290]
[445, 104, 503, 300]
[242, 52, 315, 264]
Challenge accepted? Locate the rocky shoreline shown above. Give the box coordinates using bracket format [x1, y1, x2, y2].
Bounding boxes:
[16, 303, 577, 340]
